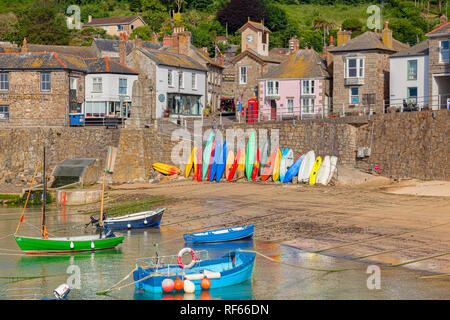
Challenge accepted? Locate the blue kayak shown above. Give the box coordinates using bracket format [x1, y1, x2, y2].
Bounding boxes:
[215, 141, 227, 182]
[283, 154, 304, 183]
[210, 139, 221, 182]
[133, 250, 256, 293]
[183, 224, 254, 243]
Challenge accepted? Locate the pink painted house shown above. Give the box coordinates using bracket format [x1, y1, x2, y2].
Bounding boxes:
[258, 49, 331, 120]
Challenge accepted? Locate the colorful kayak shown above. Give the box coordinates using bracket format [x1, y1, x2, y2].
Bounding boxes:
[207, 139, 217, 181]
[237, 149, 246, 180]
[272, 148, 282, 181]
[104, 208, 165, 230]
[227, 149, 241, 181]
[183, 224, 254, 243]
[210, 139, 221, 182]
[215, 141, 227, 182]
[185, 147, 197, 178]
[279, 148, 291, 182]
[245, 131, 256, 180]
[14, 234, 124, 254]
[195, 149, 202, 181]
[251, 149, 260, 181]
[283, 154, 304, 183]
[298, 150, 315, 183]
[133, 250, 256, 293]
[152, 163, 181, 176]
[309, 156, 322, 185]
[202, 132, 215, 180]
[225, 149, 234, 181]
[259, 135, 271, 176]
[261, 148, 278, 181]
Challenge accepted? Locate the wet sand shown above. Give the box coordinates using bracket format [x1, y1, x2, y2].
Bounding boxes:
[107, 177, 450, 276]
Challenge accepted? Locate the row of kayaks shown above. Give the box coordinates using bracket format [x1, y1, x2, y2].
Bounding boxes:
[153, 132, 338, 186]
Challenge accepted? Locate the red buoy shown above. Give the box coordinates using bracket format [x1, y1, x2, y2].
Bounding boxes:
[200, 277, 211, 290]
[162, 278, 175, 292]
[174, 276, 184, 291]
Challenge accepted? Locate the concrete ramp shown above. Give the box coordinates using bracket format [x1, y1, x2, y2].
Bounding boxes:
[51, 158, 101, 188]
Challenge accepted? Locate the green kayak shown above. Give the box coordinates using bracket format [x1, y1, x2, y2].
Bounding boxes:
[14, 234, 124, 254]
[202, 131, 215, 180]
[245, 131, 256, 180]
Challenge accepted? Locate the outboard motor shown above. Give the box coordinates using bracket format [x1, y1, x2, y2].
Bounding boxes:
[53, 283, 70, 300]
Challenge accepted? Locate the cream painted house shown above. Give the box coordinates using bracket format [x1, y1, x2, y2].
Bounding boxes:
[82, 15, 146, 38]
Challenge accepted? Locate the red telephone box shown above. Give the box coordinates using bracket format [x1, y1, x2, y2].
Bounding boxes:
[247, 98, 258, 123]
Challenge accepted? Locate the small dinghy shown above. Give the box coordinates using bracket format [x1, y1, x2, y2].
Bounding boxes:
[183, 224, 254, 243]
[103, 208, 165, 230]
[133, 249, 256, 293]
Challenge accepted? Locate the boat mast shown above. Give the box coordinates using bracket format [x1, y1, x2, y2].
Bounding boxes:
[41, 146, 48, 239]
[99, 167, 107, 239]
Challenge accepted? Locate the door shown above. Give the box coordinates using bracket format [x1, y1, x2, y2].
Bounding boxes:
[270, 100, 277, 120]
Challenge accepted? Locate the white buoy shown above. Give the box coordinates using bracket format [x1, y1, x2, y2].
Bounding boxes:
[183, 279, 195, 293]
[127, 224, 131, 229]
[70, 242, 74, 249]
[144, 220, 148, 224]
[91, 242, 95, 249]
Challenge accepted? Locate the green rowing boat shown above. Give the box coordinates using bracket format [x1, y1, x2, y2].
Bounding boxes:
[14, 234, 124, 254]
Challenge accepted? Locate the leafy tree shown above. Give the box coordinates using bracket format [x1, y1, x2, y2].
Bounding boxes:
[342, 18, 364, 37]
[217, 0, 266, 34]
[129, 0, 142, 12]
[130, 25, 155, 40]
[141, 0, 171, 31]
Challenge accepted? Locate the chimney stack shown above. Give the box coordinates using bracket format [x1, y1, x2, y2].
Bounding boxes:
[119, 34, 126, 65]
[134, 34, 142, 48]
[382, 21, 393, 49]
[22, 37, 28, 53]
[289, 36, 299, 53]
[337, 26, 351, 47]
[163, 35, 173, 47]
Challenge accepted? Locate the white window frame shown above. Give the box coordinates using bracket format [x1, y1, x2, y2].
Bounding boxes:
[119, 78, 127, 95]
[407, 59, 418, 80]
[350, 87, 359, 106]
[301, 97, 315, 114]
[0, 105, 9, 121]
[286, 98, 294, 114]
[168, 70, 174, 87]
[0, 73, 9, 91]
[191, 72, 197, 90]
[40, 72, 51, 92]
[302, 80, 315, 95]
[345, 57, 364, 78]
[69, 77, 77, 90]
[92, 77, 102, 93]
[239, 66, 247, 84]
[179, 71, 184, 89]
[267, 80, 279, 96]
[439, 40, 449, 63]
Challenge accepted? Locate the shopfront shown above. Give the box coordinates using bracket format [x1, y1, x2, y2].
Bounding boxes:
[167, 93, 202, 116]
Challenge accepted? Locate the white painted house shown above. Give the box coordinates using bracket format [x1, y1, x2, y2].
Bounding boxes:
[84, 58, 138, 119]
[389, 40, 429, 109]
[127, 47, 207, 118]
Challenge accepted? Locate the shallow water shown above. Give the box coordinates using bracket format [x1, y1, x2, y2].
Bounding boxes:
[0, 206, 449, 300]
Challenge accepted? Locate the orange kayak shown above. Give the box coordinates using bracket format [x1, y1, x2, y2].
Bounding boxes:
[227, 149, 241, 181]
[152, 163, 181, 175]
[261, 148, 278, 181]
[251, 149, 260, 181]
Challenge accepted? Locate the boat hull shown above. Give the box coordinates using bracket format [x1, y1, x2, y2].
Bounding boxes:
[183, 225, 254, 243]
[14, 235, 124, 254]
[133, 251, 255, 293]
[104, 209, 164, 230]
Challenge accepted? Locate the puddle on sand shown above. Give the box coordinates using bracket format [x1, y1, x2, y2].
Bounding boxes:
[0, 207, 449, 300]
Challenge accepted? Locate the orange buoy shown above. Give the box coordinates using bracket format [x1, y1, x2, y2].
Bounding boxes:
[174, 276, 184, 291]
[200, 277, 211, 290]
[162, 278, 175, 292]
[200, 291, 212, 300]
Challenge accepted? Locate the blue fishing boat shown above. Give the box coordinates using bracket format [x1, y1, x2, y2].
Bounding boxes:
[133, 250, 255, 293]
[183, 224, 254, 243]
[103, 208, 165, 230]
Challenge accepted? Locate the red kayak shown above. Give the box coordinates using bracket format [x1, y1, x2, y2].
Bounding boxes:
[251, 149, 260, 181]
[196, 149, 202, 181]
[227, 149, 241, 181]
[261, 149, 278, 181]
[207, 139, 216, 181]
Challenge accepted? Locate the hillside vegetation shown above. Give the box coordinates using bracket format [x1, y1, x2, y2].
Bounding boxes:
[0, 0, 445, 55]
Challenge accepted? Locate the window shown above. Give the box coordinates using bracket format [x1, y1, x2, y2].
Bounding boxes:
[119, 78, 127, 95]
[0, 105, 9, 120]
[287, 98, 294, 114]
[239, 66, 247, 84]
[346, 58, 364, 78]
[117, 25, 123, 31]
[440, 40, 449, 63]
[0, 73, 9, 91]
[407, 87, 418, 103]
[40, 72, 51, 91]
[168, 70, 174, 87]
[301, 98, 315, 114]
[350, 87, 359, 105]
[69, 77, 77, 90]
[93, 77, 102, 92]
[85, 101, 107, 118]
[179, 72, 184, 89]
[267, 81, 279, 96]
[191, 72, 197, 89]
[407, 60, 417, 80]
[302, 80, 315, 95]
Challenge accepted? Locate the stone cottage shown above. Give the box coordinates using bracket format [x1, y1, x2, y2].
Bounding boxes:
[328, 22, 409, 115]
[82, 15, 147, 38]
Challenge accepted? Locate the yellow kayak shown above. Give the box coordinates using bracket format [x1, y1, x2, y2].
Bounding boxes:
[272, 148, 282, 181]
[225, 149, 235, 181]
[185, 147, 197, 178]
[152, 162, 181, 176]
[237, 149, 246, 179]
[309, 156, 322, 185]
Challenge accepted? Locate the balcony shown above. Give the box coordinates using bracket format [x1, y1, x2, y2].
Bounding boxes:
[345, 77, 364, 86]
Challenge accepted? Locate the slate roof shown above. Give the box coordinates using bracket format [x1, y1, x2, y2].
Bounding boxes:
[391, 40, 429, 58]
[0, 46, 21, 54]
[138, 48, 207, 71]
[238, 20, 271, 33]
[0, 52, 137, 74]
[231, 49, 288, 65]
[190, 46, 224, 68]
[92, 38, 162, 55]
[27, 44, 97, 58]
[329, 31, 408, 53]
[83, 15, 145, 27]
[261, 49, 330, 80]
[426, 21, 450, 37]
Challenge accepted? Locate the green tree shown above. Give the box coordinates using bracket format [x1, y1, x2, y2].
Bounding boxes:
[129, 0, 142, 12]
[130, 25, 155, 40]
